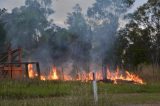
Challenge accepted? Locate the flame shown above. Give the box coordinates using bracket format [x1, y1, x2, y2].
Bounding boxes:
[63, 75, 72, 81]
[48, 66, 59, 80]
[27, 63, 145, 84]
[40, 75, 46, 81]
[125, 71, 144, 84]
[106, 67, 145, 84]
[28, 64, 36, 78]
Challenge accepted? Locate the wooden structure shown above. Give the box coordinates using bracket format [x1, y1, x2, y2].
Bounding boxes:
[0, 48, 22, 79]
[0, 48, 41, 79]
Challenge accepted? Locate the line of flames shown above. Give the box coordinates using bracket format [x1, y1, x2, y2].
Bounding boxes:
[28, 64, 145, 84]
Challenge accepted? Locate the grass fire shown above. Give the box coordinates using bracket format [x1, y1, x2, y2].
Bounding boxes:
[0, 0, 160, 106]
[28, 64, 145, 85]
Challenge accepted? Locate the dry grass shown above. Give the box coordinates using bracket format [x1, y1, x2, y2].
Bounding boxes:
[138, 64, 160, 83]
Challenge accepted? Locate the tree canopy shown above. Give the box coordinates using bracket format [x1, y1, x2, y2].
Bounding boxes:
[0, 8, 7, 52]
[116, 0, 160, 70]
[87, 0, 135, 67]
[2, 0, 54, 52]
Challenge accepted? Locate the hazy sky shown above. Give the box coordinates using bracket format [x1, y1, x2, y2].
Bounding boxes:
[0, 0, 147, 27]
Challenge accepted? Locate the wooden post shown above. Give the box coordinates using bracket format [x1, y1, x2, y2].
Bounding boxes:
[25, 63, 29, 78]
[36, 62, 41, 79]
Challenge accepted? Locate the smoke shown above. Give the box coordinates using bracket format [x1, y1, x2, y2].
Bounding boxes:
[1, 0, 55, 72]
[87, 0, 131, 67]
[1, 0, 137, 75]
[29, 44, 53, 72]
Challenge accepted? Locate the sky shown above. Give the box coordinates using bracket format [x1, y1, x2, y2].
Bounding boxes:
[0, 0, 147, 27]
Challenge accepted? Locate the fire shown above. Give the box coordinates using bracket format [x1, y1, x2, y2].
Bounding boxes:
[27, 64, 145, 84]
[40, 75, 46, 81]
[48, 66, 59, 80]
[106, 67, 145, 84]
[125, 71, 144, 84]
[77, 67, 145, 84]
[63, 75, 72, 81]
[28, 65, 59, 80]
[28, 64, 36, 78]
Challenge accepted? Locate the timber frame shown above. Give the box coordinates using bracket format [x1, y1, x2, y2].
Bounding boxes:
[0, 48, 41, 79]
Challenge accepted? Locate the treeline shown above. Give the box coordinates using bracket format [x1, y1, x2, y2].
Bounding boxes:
[0, 0, 159, 72]
[116, 0, 160, 70]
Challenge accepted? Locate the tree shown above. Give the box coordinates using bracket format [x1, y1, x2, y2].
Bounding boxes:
[48, 28, 73, 66]
[117, 0, 160, 70]
[116, 22, 151, 70]
[133, 0, 160, 65]
[87, 0, 135, 67]
[2, 0, 54, 53]
[0, 8, 6, 16]
[0, 8, 7, 52]
[66, 4, 92, 73]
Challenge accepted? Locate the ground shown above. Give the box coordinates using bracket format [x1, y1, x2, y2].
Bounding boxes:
[0, 80, 160, 106]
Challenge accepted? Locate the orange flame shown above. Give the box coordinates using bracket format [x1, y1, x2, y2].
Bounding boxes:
[106, 67, 145, 84]
[125, 71, 144, 84]
[48, 66, 59, 80]
[63, 75, 72, 81]
[40, 75, 46, 81]
[27, 64, 145, 84]
[28, 64, 36, 78]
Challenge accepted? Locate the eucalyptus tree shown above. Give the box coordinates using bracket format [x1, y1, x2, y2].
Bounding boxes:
[48, 28, 73, 66]
[2, 0, 54, 53]
[0, 8, 7, 52]
[66, 4, 92, 73]
[116, 23, 151, 70]
[0, 8, 6, 16]
[117, 0, 160, 70]
[87, 0, 135, 68]
[133, 0, 160, 65]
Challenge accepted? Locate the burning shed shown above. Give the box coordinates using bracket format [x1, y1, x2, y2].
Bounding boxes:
[0, 48, 22, 79]
[0, 47, 41, 79]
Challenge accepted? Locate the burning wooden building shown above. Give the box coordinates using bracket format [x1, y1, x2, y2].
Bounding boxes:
[0, 47, 40, 79]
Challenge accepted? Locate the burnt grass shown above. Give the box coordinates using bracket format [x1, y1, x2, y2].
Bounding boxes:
[0, 80, 160, 105]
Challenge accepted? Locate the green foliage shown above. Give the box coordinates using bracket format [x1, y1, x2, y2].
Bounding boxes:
[116, 23, 151, 69]
[117, 0, 160, 69]
[2, 0, 54, 51]
[0, 21, 6, 48]
[0, 8, 7, 51]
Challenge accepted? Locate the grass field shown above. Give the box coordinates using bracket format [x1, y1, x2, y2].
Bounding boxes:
[0, 80, 160, 106]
